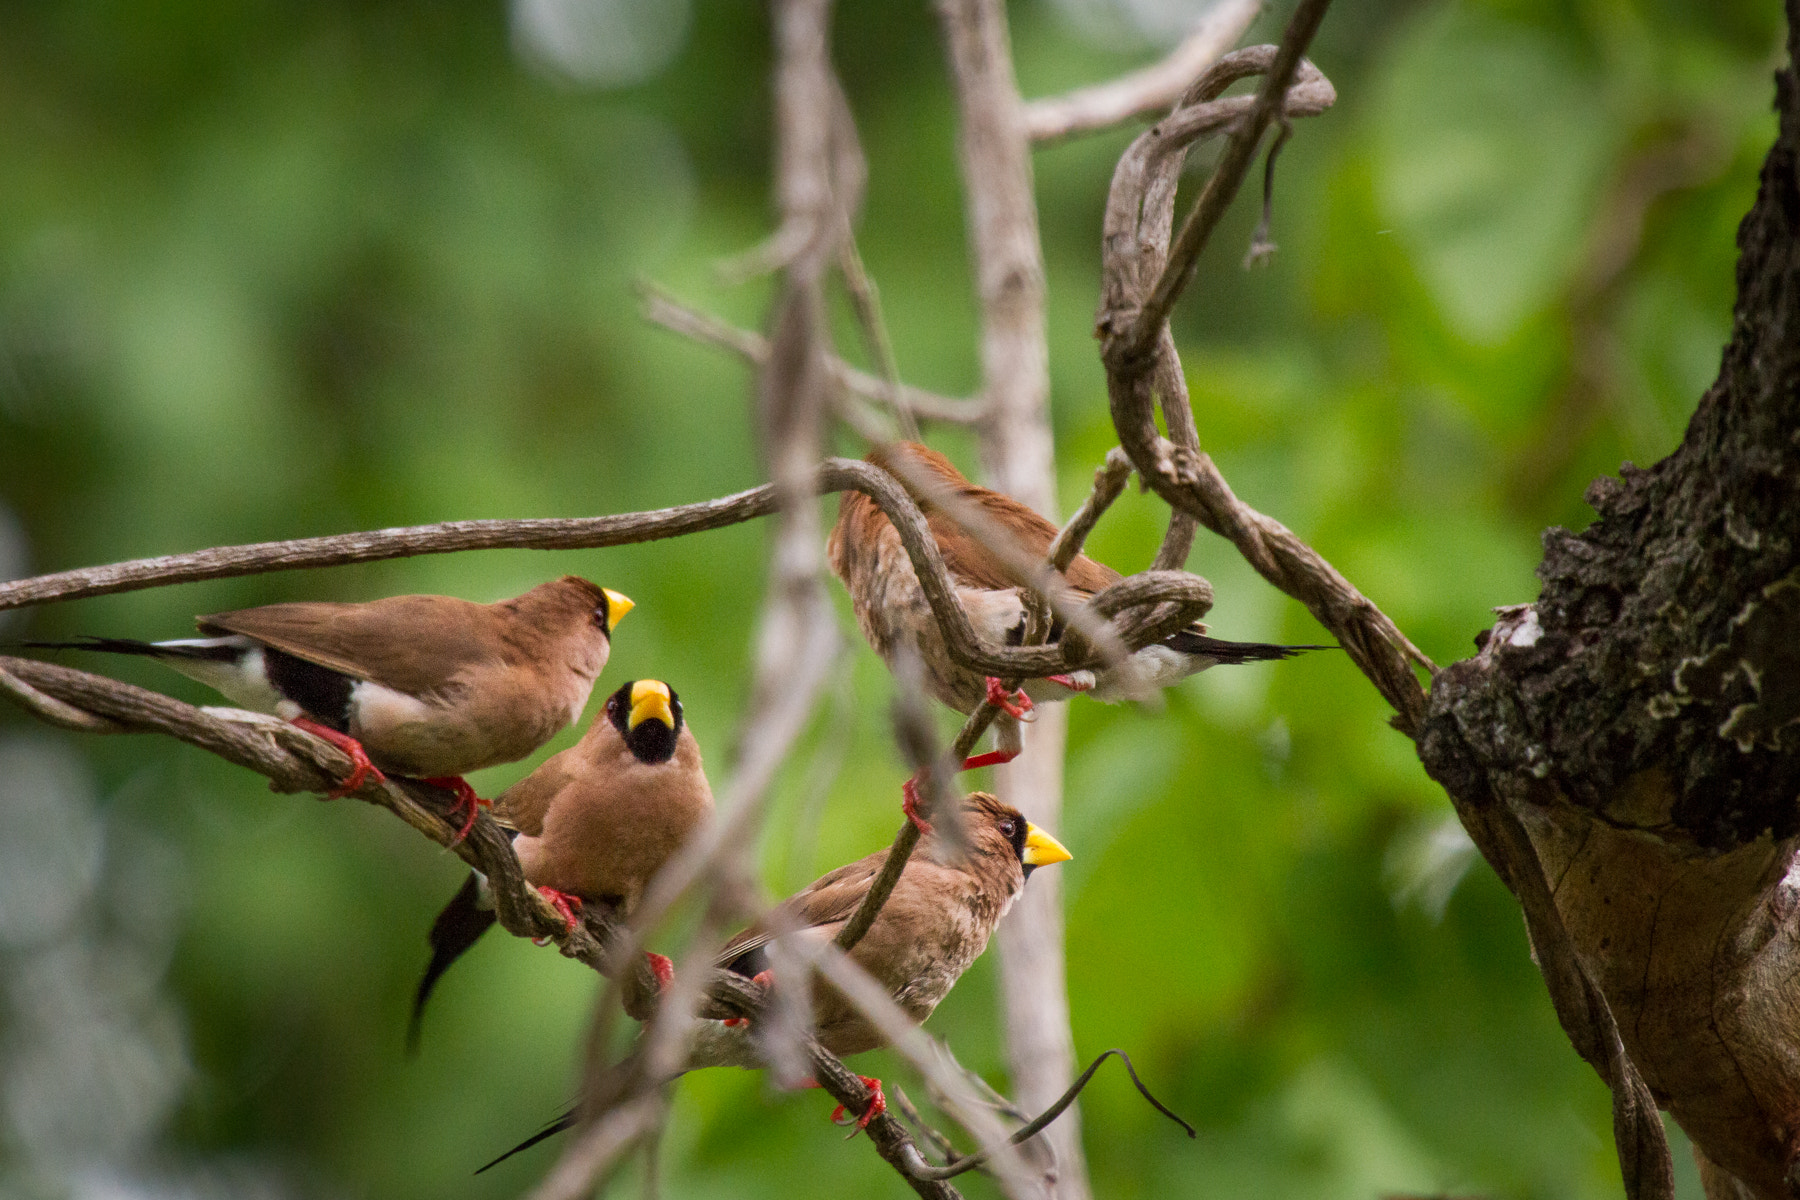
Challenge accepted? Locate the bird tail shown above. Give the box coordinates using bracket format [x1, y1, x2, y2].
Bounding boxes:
[476, 1109, 577, 1174]
[18, 635, 243, 662]
[406, 873, 497, 1056]
[1162, 631, 1334, 663]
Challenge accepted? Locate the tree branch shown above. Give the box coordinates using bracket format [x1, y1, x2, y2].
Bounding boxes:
[1088, 39, 1430, 735]
[0, 656, 620, 961]
[2, 459, 1207, 687]
[1022, 0, 1261, 143]
[637, 283, 987, 426]
[1107, 0, 1336, 368]
[937, 2, 1089, 1186]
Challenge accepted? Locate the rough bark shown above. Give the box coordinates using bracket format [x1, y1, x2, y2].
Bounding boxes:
[1417, 13, 1800, 1195]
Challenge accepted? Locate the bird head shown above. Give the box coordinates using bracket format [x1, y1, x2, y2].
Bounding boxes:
[954, 792, 1071, 880]
[517, 577, 634, 640]
[604, 679, 682, 764]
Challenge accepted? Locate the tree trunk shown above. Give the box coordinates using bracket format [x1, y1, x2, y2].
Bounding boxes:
[1416, 9, 1800, 1195]
[938, 0, 1089, 1194]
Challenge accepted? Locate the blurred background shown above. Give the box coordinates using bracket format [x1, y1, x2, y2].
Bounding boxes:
[0, 0, 1782, 1196]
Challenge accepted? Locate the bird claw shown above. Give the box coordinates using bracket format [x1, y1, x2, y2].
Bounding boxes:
[291, 717, 388, 799]
[900, 777, 934, 836]
[830, 1075, 886, 1136]
[960, 748, 1019, 771]
[1045, 673, 1092, 693]
[983, 677, 1034, 721]
[645, 952, 674, 992]
[422, 776, 488, 845]
[535, 887, 582, 935]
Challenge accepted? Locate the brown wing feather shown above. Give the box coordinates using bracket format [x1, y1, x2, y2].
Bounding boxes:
[199, 595, 503, 697]
[870, 442, 1120, 596]
[715, 849, 885, 966]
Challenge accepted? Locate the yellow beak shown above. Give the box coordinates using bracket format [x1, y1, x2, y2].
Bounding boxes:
[603, 589, 635, 631]
[627, 679, 675, 731]
[1022, 822, 1073, 868]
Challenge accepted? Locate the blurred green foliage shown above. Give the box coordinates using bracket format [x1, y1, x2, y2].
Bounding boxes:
[0, 0, 1782, 1196]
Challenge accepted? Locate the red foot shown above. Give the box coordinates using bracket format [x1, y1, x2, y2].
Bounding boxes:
[1046, 673, 1092, 692]
[646, 952, 674, 992]
[422, 776, 488, 844]
[536, 887, 582, 935]
[961, 748, 1019, 771]
[900, 776, 934, 836]
[828, 1075, 887, 1135]
[291, 717, 387, 798]
[983, 677, 1034, 720]
[723, 970, 773, 1027]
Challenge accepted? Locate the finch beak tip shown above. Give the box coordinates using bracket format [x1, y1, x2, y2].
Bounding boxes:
[1021, 823, 1072, 868]
[603, 589, 635, 630]
[627, 680, 675, 731]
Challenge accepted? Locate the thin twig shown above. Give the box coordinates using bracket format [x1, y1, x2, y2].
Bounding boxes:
[1022, 0, 1261, 143]
[1046, 449, 1133, 572]
[0, 656, 618, 962]
[911, 1050, 1195, 1181]
[523, 1094, 666, 1200]
[833, 698, 999, 954]
[640, 283, 985, 426]
[894, 1085, 980, 1178]
[1112, 0, 1337, 366]
[808, 944, 1045, 1195]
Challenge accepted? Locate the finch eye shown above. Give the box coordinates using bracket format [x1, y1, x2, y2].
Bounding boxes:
[999, 819, 1016, 838]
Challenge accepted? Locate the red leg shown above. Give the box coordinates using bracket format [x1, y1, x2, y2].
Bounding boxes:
[535, 886, 582, 934]
[900, 776, 934, 836]
[291, 717, 387, 798]
[1045, 673, 1092, 692]
[645, 952, 674, 992]
[961, 748, 1019, 771]
[722, 969, 774, 1027]
[983, 677, 1033, 720]
[422, 775, 488, 844]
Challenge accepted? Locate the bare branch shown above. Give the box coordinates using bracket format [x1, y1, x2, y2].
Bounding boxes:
[523, 1094, 667, 1200]
[804, 1040, 966, 1200]
[637, 283, 986, 425]
[911, 1050, 1195, 1182]
[1022, 0, 1261, 143]
[1098, 47, 1337, 325]
[1109, 0, 1337, 368]
[1086, 36, 1429, 734]
[833, 696, 1002, 955]
[0, 487, 789, 612]
[1047, 449, 1132, 572]
[0, 656, 621, 962]
[809, 943, 1046, 1195]
[0, 459, 1203, 686]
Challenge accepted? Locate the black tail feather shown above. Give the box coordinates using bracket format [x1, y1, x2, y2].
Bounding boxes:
[476, 1109, 577, 1174]
[18, 635, 240, 662]
[1162, 632, 1334, 663]
[406, 873, 496, 1056]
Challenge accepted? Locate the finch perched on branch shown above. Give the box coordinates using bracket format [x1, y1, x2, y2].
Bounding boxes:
[25, 576, 633, 836]
[477, 791, 1070, 1170]
[829, 440, 1324, 827]
[407, 679, 713, 1053]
